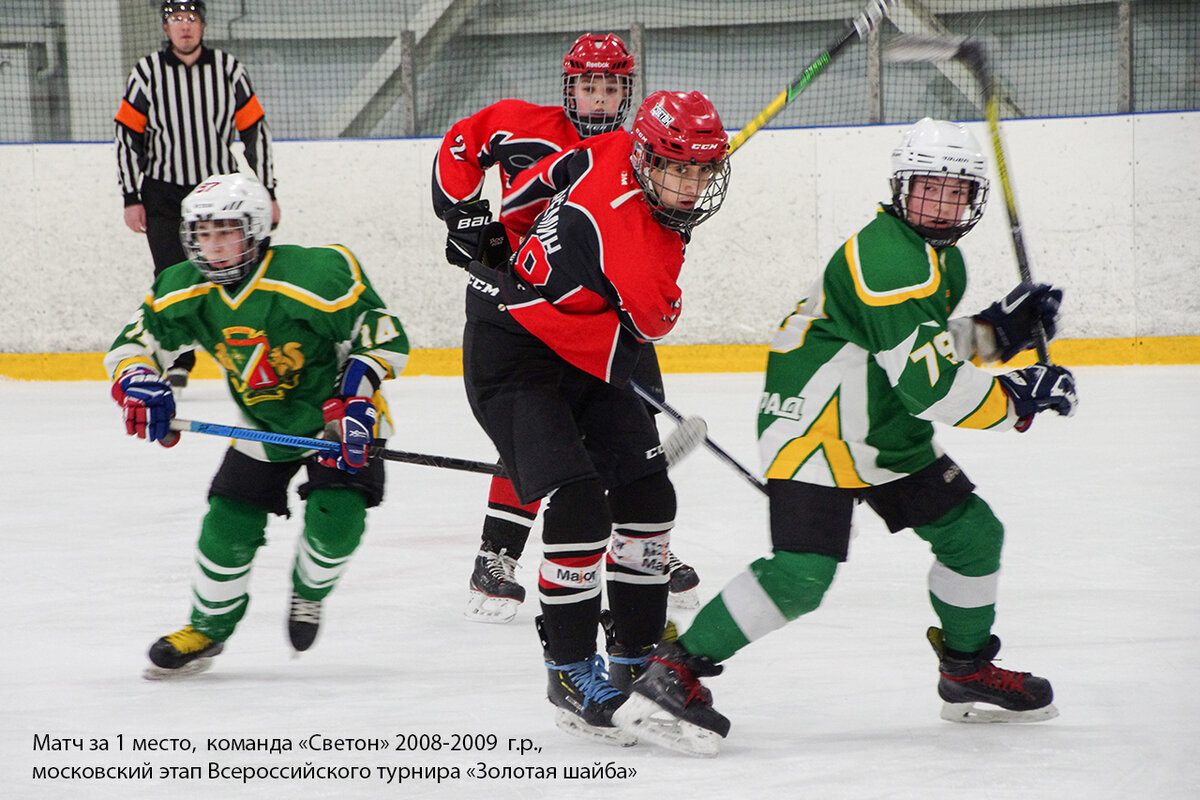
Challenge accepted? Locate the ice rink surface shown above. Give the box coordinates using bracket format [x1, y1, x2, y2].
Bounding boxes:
[2, 367, 1197, 799]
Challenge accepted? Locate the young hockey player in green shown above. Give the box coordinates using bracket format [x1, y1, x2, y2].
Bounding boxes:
[105, 172, 409, 679]
[615, 118, 1078, 756]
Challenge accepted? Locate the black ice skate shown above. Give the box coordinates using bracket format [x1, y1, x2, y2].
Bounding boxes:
[928, 627, 1058, 723]
[612, 641, 729, 758]
[600, 610, 654, 693]
[667, 549, 700, 610]
[165, 367, 188, 400]
[545, 655, 636, 747]
[464, 549, 524, 624]
[144, 625, 224, 680]
[288, 591, 322, 652]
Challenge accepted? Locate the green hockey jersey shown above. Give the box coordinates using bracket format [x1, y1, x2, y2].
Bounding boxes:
[106, 244, 409, 462]
[758, 206, 1016, 488]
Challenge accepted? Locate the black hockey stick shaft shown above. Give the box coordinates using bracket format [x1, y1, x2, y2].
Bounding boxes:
[170, 418, 502, 476]
[631, 382, 768, 496]
[727, 0, 894, 155]
[975, 64, 1053, 364]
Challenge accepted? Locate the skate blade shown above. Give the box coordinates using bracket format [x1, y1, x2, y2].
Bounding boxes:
[940, 701, 1060, 724]
[553, 708, 637, 747]
[463, 591, 520, 624]
[668, 588, 700, 611]
[612, 694, 721, 758]
[142, 657, 216, 681]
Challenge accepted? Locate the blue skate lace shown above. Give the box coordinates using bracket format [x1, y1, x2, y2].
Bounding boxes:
[548, 655, 623, 707]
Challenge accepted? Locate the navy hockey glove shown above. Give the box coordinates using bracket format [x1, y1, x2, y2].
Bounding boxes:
[442, 199, 493, 269]
[320, 396, 376, 473]
[975, 282, 1063, 362]
[997, 364, 1078, 432]
[111, 368, 179, 446]
[478, 220, 513, 268]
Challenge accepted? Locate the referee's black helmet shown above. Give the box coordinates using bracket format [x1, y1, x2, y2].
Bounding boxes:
[162, 1, 206, 22]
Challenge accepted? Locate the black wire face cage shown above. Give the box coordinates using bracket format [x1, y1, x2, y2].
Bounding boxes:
[891, 169, 989, 247]
[631, 143, 730, 233]
[563, 72, 634, 137]
[180, 217, 260, 285]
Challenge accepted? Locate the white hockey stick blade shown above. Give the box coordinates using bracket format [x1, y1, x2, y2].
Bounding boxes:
[664, 415, 707, 468]
[940, 700, 1060, 724]
[884, 34, 970, 63]
[612, 694, 722, 758]
[668, 587, 700, 611]
[463, 591, 521, 624]
[553, 708, 638, 747]
[142, 657, 217, 681]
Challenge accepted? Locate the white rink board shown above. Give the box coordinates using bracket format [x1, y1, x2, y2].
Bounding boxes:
[2, 112, 1196, 353]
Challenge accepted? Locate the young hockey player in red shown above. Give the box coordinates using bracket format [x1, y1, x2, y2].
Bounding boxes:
[432, 33, 700, 623]
[461, 91, 730, 744]
[614, 119, 1077, 756]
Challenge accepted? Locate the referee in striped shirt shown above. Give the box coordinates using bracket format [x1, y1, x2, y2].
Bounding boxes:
[115, 0, 280, 387]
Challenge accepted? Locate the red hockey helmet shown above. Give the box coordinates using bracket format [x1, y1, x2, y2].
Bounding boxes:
[562, 33, 635, 137]
[630, 91, 730, 232]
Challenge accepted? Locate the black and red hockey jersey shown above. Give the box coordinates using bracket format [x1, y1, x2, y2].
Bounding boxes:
[432, 99, 584, 238]
[490, 129, 687, 385]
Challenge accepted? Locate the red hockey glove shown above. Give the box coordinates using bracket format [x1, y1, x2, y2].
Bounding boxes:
[319, 396, 376, 473]
[111, 369, 180, 447]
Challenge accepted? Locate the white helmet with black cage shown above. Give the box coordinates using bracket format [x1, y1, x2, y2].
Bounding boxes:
[890, 117, 990, 246]
[179, 173, 272, 285]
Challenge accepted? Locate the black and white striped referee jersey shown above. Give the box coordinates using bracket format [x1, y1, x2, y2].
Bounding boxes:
[115, 45, 275, 205]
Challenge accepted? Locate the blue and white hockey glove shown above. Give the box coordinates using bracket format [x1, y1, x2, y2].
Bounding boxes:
[975, 282, 1063, 363]
[111, 368, 179, 446]
[997, 364, 1078, 432]
[320, 396, 376, 473]
[442, 199, 493, 269]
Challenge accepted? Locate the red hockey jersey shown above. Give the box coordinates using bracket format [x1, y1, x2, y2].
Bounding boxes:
[495, 130, 687, 384]
[431, 99, 584, 238]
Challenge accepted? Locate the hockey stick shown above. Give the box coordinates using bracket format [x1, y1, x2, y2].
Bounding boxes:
[727, 0, 894, 155]
[631, 382, 768, 496]
[884, 35, 1052, 363]
[169, 418, 503, 476]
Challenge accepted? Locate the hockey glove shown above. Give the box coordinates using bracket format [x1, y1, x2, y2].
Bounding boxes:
[664, 416, 708, 468]
[442, 199, 493, 269]
[111, 368, 179, 446]
[997, 364, 1078, 432]
[478, 220, 513, 269]
[319, 396, 376, 473]
[975, 282, 1063, 363]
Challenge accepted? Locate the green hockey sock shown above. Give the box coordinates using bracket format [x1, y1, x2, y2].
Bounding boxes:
[292, 488, 367, 601]
[680, 551, 837, 663]
[190, 495, 268, 641]
[915, 495, 1004, 654]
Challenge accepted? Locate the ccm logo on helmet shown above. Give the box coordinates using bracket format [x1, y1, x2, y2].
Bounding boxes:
[691, 143, 721, 150]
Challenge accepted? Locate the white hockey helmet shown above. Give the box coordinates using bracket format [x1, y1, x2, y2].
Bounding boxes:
[890, 117, 989, 246]
[180, 173, 271, 285]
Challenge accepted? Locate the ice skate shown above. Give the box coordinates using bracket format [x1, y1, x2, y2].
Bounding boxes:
[464, 549, 525, 624]
[546, 655, 636, 747]
[600, 609, 653, 693]
[928, 627, 1058, 723]
[165, 367, 189, 401]
[613, 641, 729, 758]
[144, 625, 223, 680]
[666, 549, 700, 610]
[288, 591, 322, 652]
